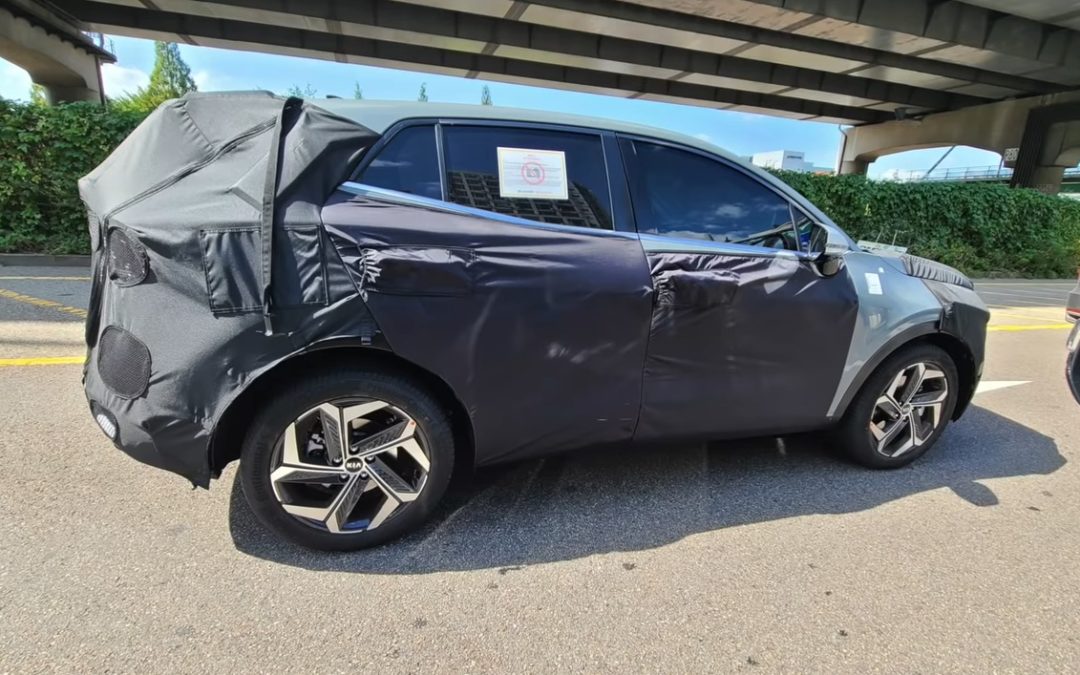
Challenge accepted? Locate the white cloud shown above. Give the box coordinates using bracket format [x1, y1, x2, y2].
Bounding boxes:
[101, 63, 149, 98]
[192, 69, 215, 91]
[193, 69, 246, 92]
[0, 59, 33, 102]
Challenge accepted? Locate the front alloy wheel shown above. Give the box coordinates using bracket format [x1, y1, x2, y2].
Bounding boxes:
[836, 343, 959, 469]
[869, 362, 949, 459]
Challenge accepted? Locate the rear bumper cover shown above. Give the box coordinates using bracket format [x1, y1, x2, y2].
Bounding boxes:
[85, 359, 214, 487]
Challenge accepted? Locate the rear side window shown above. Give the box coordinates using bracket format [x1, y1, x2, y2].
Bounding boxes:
[623, 139, 797, 249]
[357, 125, 441, 200]
[442, 126, 613, 230]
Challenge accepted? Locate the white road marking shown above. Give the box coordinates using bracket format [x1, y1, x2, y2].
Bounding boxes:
[975, 380, 1030, 395]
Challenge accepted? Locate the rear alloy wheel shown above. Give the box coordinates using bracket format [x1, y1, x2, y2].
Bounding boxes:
[837, 344, 959, 469]
[269, 400, 429, 534]
[240, 369, 454, 550]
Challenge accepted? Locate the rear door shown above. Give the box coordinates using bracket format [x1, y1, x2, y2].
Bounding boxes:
[339, 121, 654, 464]
[618, 136, 859, 441]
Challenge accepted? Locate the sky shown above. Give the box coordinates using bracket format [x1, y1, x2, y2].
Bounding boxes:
[0, 35, 1007, 177]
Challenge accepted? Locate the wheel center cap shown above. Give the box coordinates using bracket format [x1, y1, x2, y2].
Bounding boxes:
[344, 457, 364, 472]
[901, 404, 913, 415]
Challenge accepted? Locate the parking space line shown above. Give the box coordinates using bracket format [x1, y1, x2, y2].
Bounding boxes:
[988, 324, 1072, 332]
[0, 356, 84, 367]
[991, 310, 1070, 324]
[0, 288, 87, 318]
[0, 275, 91, 281]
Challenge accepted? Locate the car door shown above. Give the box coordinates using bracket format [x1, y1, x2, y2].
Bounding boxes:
[334, 121, 654, 465]
[618, 136, 859, 442]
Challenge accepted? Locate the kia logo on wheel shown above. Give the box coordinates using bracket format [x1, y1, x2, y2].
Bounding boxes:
[345, 457, 364, 472]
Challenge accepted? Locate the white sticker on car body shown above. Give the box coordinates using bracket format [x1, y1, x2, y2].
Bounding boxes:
[496, 147, 569, 200]
[865, 272, 883, 295]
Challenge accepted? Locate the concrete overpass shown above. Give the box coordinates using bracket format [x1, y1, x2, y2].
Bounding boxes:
[0, 0, 113, 102]
[14, 0, 1080, 191]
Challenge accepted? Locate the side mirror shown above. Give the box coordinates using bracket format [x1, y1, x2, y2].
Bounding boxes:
[810, 223, 848, 276]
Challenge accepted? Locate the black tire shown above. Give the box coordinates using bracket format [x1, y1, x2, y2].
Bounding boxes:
[835, 343, 959, 469]
[239, 366, 455, 551]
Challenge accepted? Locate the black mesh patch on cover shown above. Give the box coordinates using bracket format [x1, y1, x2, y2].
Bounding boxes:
[97, 326, 151, 399]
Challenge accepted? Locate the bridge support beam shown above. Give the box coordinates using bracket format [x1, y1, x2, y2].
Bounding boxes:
[0, 3, 113, 104]
[837, 92, 1080, 194]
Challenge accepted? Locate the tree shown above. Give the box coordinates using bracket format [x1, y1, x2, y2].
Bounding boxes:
[353, 82, 363, 100]
[113, 41, 196, 113]
[417, 82, 428, 102]
[29, 84, 48, 107]
[286, 83, 318, 98]
[480, 84, 492, 106]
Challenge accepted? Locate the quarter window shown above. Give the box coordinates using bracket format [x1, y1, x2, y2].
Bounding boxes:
[623, 139, 798, 250]
[442, 126, 613, 230]
[357, 124, 442, 200]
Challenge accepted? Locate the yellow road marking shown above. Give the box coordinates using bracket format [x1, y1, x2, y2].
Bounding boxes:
[0, 275, 90, 281]
[0, 356, 85, 367]
[988, 323, 1072, 332]
[991, 310, 1070, 325]
[0, 288, 87, 318]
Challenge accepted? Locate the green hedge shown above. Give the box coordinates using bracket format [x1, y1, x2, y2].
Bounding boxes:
[774, 170, 1080, 278]
[2, 99, 1080, 276]
[0, 99, 145, 254]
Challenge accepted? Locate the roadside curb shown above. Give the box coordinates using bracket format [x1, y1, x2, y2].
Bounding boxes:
[0, 254, 91, 267]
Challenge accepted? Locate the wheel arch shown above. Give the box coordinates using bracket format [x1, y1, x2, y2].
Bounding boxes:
[208, 340, 476, 478]
[923, 331, 978, 421]
[833, 327, 978, 422]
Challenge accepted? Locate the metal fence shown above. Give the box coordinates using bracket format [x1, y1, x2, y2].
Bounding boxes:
[888, 165, 1080, 183]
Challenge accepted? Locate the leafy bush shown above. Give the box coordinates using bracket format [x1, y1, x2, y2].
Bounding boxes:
[0, 99, 145, 254]
[774, 170, 1080, 278]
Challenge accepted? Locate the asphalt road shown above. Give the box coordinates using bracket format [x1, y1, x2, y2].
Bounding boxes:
[1, 268, 1078, 673]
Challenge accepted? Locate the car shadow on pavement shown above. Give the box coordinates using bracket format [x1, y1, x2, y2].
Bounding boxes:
[229, 405, 1064, 573]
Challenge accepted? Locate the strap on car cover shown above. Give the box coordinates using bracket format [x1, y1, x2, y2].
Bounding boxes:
[260, 96, 302, 335]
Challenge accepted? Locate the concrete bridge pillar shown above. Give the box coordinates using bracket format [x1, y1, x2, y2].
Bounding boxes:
[836, 92, 1080, 195]
[0, 4, 112, 104]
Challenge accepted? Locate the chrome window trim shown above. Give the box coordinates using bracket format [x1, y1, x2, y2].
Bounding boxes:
[338, 182, 639, 240]
[638, 233, 809, 261]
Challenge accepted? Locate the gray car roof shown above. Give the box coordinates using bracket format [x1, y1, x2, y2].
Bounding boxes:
[318, 100, 744, 162]
[316, 99, 846, 239]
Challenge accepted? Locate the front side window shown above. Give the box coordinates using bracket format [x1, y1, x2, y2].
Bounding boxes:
[357, 124, 442, 200]
[441, 125, 613, 230]
[623, 139, 798, 250]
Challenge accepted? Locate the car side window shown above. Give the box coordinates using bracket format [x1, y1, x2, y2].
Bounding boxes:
[441, 125, 613, 230]
[357, 124, 442, 200]
[623, 139, 798, 250]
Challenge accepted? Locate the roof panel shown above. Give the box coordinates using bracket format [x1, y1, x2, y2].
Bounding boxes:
[677, 72, 786, 94]
[917, 44, 1054, 76]
[779, 88, 881, 108]
[961, 0, 1080, 27]
[519, 4, 746, 55]
[945, 82, 1027, 99]
[864, 102, 931, 114]
[792, 17, 944, 54]
[736, 44, 866, 73]
[491, 45, 679, 81]
[629, 0, 811, 31]
[845, 65, 969, 90]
